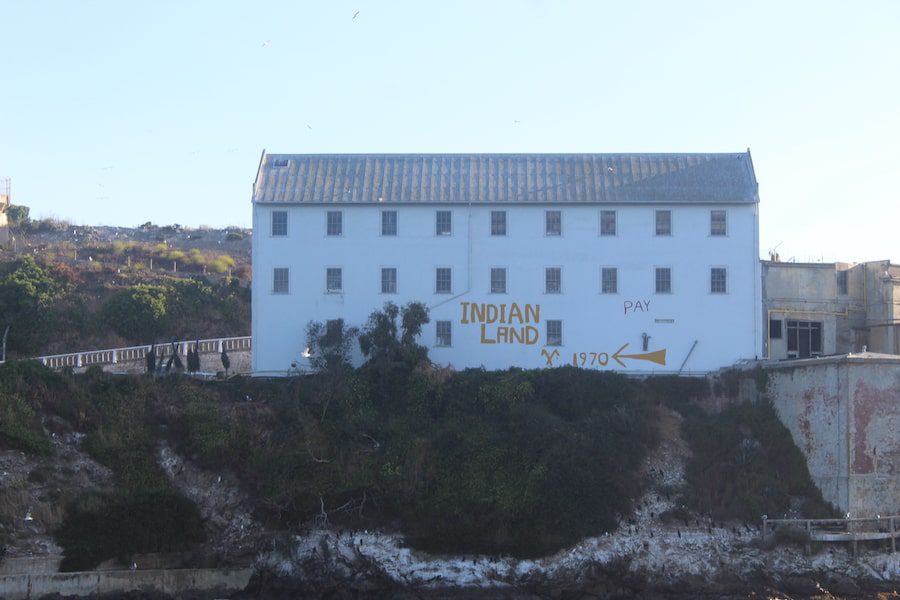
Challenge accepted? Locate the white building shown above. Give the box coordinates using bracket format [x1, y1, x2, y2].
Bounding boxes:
[251, 153, 762, 374]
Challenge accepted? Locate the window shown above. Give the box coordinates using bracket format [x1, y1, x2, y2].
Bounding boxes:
[545, 267, 561, 294]
[655, 210, 671, 236]
[837, 271, 848, 295]
[327, 211, 343, 236]
[271, 211, 287, 236]
[655, 267, 672, 294]
[710, 267, 727, 294]
[381, 267, 397, 294]
[601, 267, 618, 294]
[435, 267, 452, 294]
[381, 210, 398, 236]
[490, 267, 507, 294]
[770, 319, 783, 339]
[600, 210, 617, 236]
[436, 321, 452, 347]
[546, 320, 562, 346]
[545, 210, 561, 236]
[436, 210, 452, 236]
[491, 211, 507, 236]
[710, 210, 727, 236]
[326, 267, 342, 293]
[787, 320, 823, 357]
[271, 158, 289, 168]
[273, 268, 289, 294]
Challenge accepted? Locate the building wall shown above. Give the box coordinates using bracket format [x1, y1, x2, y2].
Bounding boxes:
[253, 202, 761, 373]
[763, 260, 900, 359]
[864, 261, 900, 355]
[766, 356, 900, 517]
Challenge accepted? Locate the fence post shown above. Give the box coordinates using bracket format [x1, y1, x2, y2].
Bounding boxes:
[76, 353, 82, 368]
[761, 517, 768, 542]
[112, 349, 118, 364]
[218, 339, 223, 353]
[892, 517, 896, 554]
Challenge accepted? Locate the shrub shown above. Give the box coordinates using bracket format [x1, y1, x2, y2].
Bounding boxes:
[306, 319, 357, 372]
[209, 255, 235, 274]
[0, 391, 53, 454]
[101, 284, 169, 342]
[5, 204, 30, 228]
[56, 489, 205, 571]
[679, 400, 834, 520]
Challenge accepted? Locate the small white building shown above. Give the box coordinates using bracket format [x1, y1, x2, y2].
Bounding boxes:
[251, 153, 762, 374]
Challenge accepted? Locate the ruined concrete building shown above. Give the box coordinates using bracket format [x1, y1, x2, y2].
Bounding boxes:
[763, 260, 900, 359]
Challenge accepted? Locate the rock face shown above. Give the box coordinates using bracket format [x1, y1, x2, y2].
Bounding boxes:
[247, 407, 899, 596]
[0, 432, 113, 560]
[156, 444, 265, 566]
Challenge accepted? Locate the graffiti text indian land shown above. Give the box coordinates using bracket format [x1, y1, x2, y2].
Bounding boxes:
[460, 302, 541, 345]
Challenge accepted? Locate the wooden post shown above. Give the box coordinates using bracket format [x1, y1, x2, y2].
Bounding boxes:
[805, 520, 812, 555]
[112, 349, 118, 364]
[761, 517, 768, 542]
[76, 353, 82, 368]
[892, 517, 896, 554]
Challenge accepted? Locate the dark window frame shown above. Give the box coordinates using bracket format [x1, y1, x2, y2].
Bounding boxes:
[271, 210, 288, 236]
[381, 210, 398, 236]
[600, 210, 617, 236]
[490, 210, 507, 236]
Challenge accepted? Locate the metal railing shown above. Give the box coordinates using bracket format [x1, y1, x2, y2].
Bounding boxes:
[762, 515, 898, 555]
[34, 336, 251, 370]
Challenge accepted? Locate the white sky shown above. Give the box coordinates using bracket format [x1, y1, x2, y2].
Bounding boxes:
[1, 1, 898, 262]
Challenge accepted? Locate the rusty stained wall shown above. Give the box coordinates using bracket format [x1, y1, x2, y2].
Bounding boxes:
[767, 357, 900, 517]
[845, 364, 900, 516]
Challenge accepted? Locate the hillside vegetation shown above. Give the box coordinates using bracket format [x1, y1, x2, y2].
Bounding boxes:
[0, 214, 251, 357]
[0, 321, 834, 573]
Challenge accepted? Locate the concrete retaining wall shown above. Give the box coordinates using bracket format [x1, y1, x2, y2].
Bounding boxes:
[0, 567, 252, 599]
[765, 355, 900, 518]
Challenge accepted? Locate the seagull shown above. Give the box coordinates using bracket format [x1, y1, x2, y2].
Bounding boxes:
[306, 124, 312, 130]
[261, 40, 271, 47]
[24, 509, 33, 521]
[352, 10, 360, 19]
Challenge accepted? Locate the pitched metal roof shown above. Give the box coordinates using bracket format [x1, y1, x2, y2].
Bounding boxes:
[252, 152, 758, 205]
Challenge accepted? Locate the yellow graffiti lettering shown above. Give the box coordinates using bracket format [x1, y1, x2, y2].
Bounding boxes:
[525, 304, 540, 324]
[460, 302, 470, 324]
[480, 324, 496, 344]
[508, 303, 522, 323]
[486, 304, 499, 324]
[525, 326, 539, 345]
[471, 303, 485, 323]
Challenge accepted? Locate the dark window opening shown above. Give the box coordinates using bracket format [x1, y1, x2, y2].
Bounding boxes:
[786, 320, 822, 357]
[837, 271, 848, 295]
[769, 319, 783, 339]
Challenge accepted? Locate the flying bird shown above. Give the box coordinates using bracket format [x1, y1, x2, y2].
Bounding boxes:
[353, 10, 360, 19]
[261, 40, 271, 47]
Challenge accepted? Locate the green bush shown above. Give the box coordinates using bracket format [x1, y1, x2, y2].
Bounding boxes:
[100, 284, 169, 342]
[679, 400, 834, 520]
[56, 489, 205, 571]
[0, 391, 53, 454]
[5, 204, 30, 228]
[0, 256, 72, 354]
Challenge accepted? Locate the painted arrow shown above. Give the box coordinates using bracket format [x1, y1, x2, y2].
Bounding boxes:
[611, 343, 667, 367]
